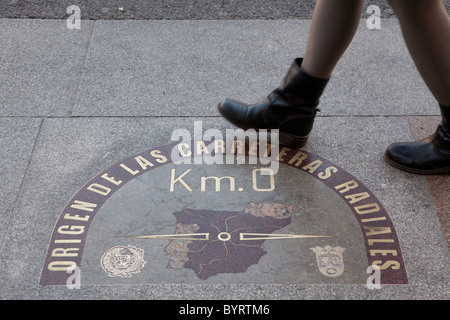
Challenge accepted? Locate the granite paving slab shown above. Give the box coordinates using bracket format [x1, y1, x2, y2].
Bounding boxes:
[71, 20, 438, 118]
[0, 118, 41, 246]
[0, 19, 94, 117]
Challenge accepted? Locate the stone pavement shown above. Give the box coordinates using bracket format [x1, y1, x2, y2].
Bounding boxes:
[0, 18, 448, 301]
[0, 0, 397, 19]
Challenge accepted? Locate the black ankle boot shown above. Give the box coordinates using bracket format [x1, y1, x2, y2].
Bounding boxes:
[384, 104, 450, 174]
[217, 58, 329, 148]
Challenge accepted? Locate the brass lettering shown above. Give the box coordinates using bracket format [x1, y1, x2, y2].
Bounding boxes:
[214, 140, 225, 154]
[277, 147, 291, 162]
[335, 180, 359, 193]
[288, 151, 307, 167]
[361, 217, 386, 223]
[69, 200, 97, 212]
[368, 239, 394, 245]
[63, 213, 89, 222]
[302, 160, 323, 174]
[248, 141, 258, 155]
[201, 176, 235, 192]
[54, 239, 82, 244]
[101, 173, 123, 186]
[345, 192, 370, 204]
[48, 261, 77, 272]
[170, 169, 193, 192]
[150, 149, 168, 163]
[365, 226, 391, 236]
[370, 249, 398, 256]
[57, 225, 85, 235]
[135, 155, 154, 170]
[372, 260, 401, 270]
[120, 163, 139, 175]
[252, 168, 275, 191]
[196, 141, 209, 155]
[355, 203, 380, 214]
[261, 143, 273, 158]
[317, 166, 338, 180]
[51, 248, 79, 258]
[87, 183, 111, 196]
[231, 140, 244, 154]
[177, 143, 191, 157]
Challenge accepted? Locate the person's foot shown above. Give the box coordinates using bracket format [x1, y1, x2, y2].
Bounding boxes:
[384, 104, 450, 174]
[217, 58, 329, 148]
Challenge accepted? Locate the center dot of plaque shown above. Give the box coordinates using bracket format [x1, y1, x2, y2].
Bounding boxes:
[217, 232, 231, 242]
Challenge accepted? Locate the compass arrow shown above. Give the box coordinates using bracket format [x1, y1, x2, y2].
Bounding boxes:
[239, 233, 330, 241]
[124, 233, 210, 241]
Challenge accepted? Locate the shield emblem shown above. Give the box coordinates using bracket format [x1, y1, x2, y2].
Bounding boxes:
[310, 245, 345, 278]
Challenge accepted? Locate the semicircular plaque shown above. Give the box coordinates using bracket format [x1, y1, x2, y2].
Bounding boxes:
[40, 139, 408, 286]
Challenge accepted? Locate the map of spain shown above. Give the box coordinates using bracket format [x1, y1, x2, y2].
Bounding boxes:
[165, 202, 297, 279]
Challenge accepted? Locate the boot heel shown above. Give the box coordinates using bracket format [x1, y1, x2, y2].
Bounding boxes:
[279, 131, 309, 148]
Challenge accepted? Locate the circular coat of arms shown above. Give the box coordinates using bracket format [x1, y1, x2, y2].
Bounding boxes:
[101, 245, 146, 278]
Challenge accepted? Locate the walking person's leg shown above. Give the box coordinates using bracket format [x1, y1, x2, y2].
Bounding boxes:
[217, 0, 364, 148]
[302, 0, 365, 79]
[384, 0, 450, 174]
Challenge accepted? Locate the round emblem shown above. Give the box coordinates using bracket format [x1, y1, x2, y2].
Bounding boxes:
[101, 245, 146, 278]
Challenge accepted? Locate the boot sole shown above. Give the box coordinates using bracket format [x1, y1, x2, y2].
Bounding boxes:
[384, 152, 450, 175]
[217, 103, 308, 149]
